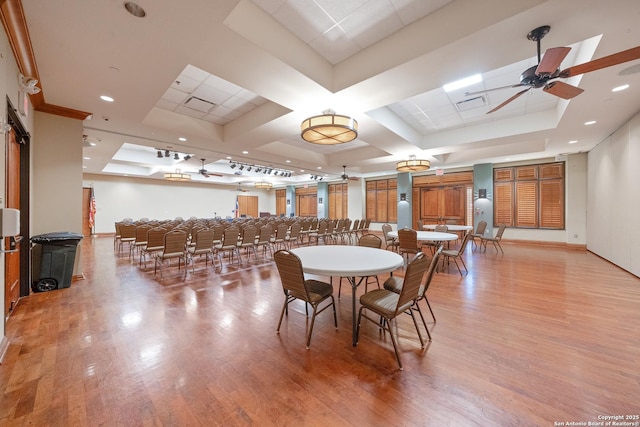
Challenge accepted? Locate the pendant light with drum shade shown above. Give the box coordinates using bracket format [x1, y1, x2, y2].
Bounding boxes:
[396, 155, 430, 172]
[301, 109, 358, 145]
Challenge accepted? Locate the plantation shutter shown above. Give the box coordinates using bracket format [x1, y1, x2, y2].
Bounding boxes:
[515, 181, 538, 227]
[540, 179, 564, 228]
[494, 182, 514, 226]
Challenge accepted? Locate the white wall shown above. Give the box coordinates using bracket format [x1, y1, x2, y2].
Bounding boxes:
[83, 174, 276, 234]
[587, 111, 640, 277]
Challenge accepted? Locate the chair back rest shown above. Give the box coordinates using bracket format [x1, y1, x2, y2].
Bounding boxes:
[193, 228, 215, 250]
[495, 224, 507, 239]
[417, 220, 424, 229]
[275, 223, 289, 239]
[273, 250, 309, 301]
[326, 221, 335, 234]
[434, 224, 448, 232]
[257, 224, 272, 243]
[316, 221, 327, 234]
[458, 232, 472, 255]
[222, 227, 240, 247]
[381, 223, 393, 242]
[119, 224, 136, 239]
[299, 220, 311, 232]
[289, 222, 301, 238]
[396, 252, 428, 314]
[475, 220, 487, 235]
[419, 246, 443, 297]
[211, 224, 224, 242]
[397, 228, 418, 251]
[135, 225, 151, 241]
[351, 219, 360, 231]
[146, 227, 166, 248]
[164, 230, 187, 254]
[240, 225, 257, 244]
[358, 234, 382, 249]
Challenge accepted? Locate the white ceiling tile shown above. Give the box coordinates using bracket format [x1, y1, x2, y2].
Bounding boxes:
[314, 0, 368, 22]
[156, 99, 178, 112]
[175, 104, 208, 119]
[274, 0, 335, 44]
[161, 87, 189, 104]
[192, 85, 234, 105]
[390, 0, 452, 25]
[309, 26, 361, 64]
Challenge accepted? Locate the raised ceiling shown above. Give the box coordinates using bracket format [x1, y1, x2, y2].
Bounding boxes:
[18, 0, 640, 187]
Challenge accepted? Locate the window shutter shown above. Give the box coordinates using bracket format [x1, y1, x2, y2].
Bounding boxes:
[540, 179, 564, 228]
[494, 182, 514, 226]
[515, 181, 538, 227]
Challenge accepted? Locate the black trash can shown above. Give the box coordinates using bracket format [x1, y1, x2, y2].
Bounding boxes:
[31, 232, 83, 292]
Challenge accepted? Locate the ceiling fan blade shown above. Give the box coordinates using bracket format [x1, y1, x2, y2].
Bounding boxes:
[560, 45, 640, 77]
[486, 88, 531, 114]
[465, 83, 528, 96]
[536, 47, 571, 76]
[543, 81, 584, 99]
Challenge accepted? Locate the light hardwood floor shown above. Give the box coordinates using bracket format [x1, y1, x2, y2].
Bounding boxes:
[1, 236, 639, 426]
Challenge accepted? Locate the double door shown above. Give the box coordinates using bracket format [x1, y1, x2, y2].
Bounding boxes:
[419, 186, 465, 226]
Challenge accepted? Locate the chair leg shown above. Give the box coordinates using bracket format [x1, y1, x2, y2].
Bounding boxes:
[386, 318, 403, 370]
[413, 304, 432, 342]
[407, 307, 425, 348]
[305, 305, 319, 349]
[277, 296, 291, 333]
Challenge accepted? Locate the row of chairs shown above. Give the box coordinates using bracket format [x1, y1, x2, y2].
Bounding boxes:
[274, 247, 443, 370]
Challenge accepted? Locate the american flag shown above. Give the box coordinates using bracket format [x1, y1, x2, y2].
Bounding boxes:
[89, 187, 96, 229]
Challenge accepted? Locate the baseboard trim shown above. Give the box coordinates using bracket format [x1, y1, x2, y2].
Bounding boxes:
[72, 273, 85, 282]
[500, 239, 586, 250]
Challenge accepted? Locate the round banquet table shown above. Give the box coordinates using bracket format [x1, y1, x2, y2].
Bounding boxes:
[291, 245, 403, 346]
[422, 224, 473, 232]
[387, 230, 459, 242]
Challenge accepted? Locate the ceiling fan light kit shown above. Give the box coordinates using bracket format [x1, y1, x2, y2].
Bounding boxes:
[396, 155, 430, 172]
[301, 110, 358, 144]
[466, 25, 640, 114]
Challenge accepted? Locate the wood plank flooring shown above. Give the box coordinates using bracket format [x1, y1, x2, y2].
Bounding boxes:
[1, 236, 639, 426]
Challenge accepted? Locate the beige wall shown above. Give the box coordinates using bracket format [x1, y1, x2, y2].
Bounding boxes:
[83, 174, 277, 234]
[31, 112, 83, 235]
[587, 111, 640, 277]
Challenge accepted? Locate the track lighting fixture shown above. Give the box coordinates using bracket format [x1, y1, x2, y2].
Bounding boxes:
[226, 160, 292, 178]
[183, 155, 191, 161]
[239, 165, 244, 171]
[230, 163, 237, 169]
[164, 150, 170, 158]
[157, 150, 163, 158]
[247, 166, 252, 172]
[174, 153, 180, 160]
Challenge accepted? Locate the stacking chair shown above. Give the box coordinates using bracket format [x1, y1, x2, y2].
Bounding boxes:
[470, 220, 487, 251]
[154, 230, 188, 278]
[140, 227, 165, 267]
[117, 223, 136, 255]
[442, 233, 471, 276]
[347, 219, 360, 244]
[481, 223, 507, 254]
[356, 252, 428, 370]
[286, 222, 302, 248]
[308, 220, 327, 245]
[384, 246, 443, 340]
[382, 223, 399, 252]
[255, 224, 273, 259]
[187, 228, 215, 273]
[274, 250, 338, 349]
[270, 223, 289, 251]
[113, 222, 123, 250]
[131, 224, 151, 259]
[215, 226, 242, 267]
[237, 225, 258, 262]
[397, 228, 421, 264]
[338, 234, 383, 298]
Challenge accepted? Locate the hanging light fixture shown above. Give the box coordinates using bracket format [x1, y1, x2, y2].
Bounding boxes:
[164, 169, 191, 181]
[255, 181, 272, 189]
[396, 155, 430, 172]
[301, 109, 358, 145]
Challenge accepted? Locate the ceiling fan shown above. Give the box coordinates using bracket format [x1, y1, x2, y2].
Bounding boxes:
[466, 25, 640, 113]
[340, 165, 359, 181]
[192, 158, 222, 178]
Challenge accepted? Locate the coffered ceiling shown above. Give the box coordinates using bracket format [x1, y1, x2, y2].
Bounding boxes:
[17, 0, 640, 187]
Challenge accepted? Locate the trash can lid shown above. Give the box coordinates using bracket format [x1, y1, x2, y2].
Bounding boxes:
[31, 232, 84, 243]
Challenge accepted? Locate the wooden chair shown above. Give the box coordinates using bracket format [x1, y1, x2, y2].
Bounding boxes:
[117, 223, 136, 255]
[215, 226, 241, 267]
[382, 223, 399, 252]
[140, 227, 165, 267]
[356, 252, 428, 370]
[255, 224, 273, 259]
[237, 225, 258, 262]
[274, 250, 338, 349]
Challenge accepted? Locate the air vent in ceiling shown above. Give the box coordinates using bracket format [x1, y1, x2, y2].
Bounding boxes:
[183, 96, 217, 113]
[455, 95, 486, 112]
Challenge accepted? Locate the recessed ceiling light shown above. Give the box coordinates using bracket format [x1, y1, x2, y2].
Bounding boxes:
[84, 156, 91, 160]
[226, 156, 232, 159]
[242, 151, 248, 154]
[612, 84, 629, 92]
[317, 166, 322, 170]
[584, 120, 596, 125]
[443, 74, 482, 92]
[178, 137, 187, 142]
[82, 166, 87, 169]
[100, 95, 114, 102]
[568, 140, 578, 144]
[286, 160, 291, 163]
[300, 169, 305, 172]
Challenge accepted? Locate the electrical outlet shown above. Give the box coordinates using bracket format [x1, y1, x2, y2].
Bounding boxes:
[573, 234, 578, 238]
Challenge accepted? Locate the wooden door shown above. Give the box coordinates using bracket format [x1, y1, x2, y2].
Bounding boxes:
[419, 186, 466, 226]
[5, 128, 21, 315]
[237, 195, 258, 218]
[420, 188, 441, 224]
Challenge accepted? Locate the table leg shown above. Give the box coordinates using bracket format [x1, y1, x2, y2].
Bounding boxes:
[349, 276, 366, 346]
